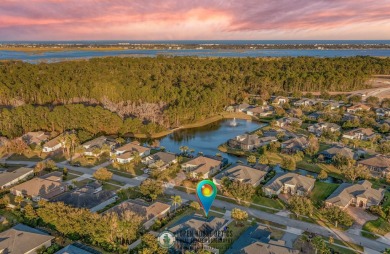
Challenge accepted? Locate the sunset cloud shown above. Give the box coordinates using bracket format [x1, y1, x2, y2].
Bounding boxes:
[0, 0, 389, 40]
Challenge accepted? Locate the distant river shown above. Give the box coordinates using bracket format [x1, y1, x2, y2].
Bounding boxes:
[1, 48, 390, 63]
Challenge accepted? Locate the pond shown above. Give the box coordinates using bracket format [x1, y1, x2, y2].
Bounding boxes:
[156, 119, 264, 163]
[140, 118, 341, 183]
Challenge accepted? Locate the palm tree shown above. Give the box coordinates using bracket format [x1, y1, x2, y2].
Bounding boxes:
[132, 152, 142, 164]
[171, 195, 182, 212]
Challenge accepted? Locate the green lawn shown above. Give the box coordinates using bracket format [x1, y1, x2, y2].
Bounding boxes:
[7, 151, 46, 161]
[381, 191, 390, 209]
[102, 183, 121, 191]
[319, 143, 332, 152]
[310, 182, 340, 205]
[209, 221, 250, 254]
[72, 154, 110, 168]
[296, 160, 344, 180]
[108, 162, 144, 177]
[363, 218, 390, 236]
[73, 178, 91, 187]
[264, 152, 283, 165]
[252, 195, 285, 210]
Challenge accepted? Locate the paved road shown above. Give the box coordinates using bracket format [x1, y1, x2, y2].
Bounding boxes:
[5, 159, 390, 252]
[4, 160, 146, 186]
[165, 188, 390, 253]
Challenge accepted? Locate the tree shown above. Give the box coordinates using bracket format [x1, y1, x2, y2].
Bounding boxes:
[24, 203, 38, 225]
[171, 195, 182, 212]
[311, 236, 330, 254]
[306, 135, 319, 156]
[269, 141, 280, 153]
[15, 195, 23, 206]
[222, 179, 255, 204]
[93, 167, 113, 183]
[332, 154, 355, 169]
[231, 208, 248, 226]
[281, 156, 296, 170]
[34, 162, 45, 176]
[247, 155, 256, 165]
[342, 164, 370, 183]
[317, 170, 328, 180]
[132, 152, 142, 164]
[289, 196, 314, 217]
[140, 179, 163, 201]
[139, 233, 167, 254]
[190, 201, 201, 210]
[258, 155, 269, 164]
[366, 96, 379, 106]
[320, 206, 353, 228]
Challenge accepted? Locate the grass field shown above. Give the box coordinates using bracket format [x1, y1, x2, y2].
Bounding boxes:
[363, 218, 390, 236]
[7, 151, 46, 161]
[296, 160, 344, 179]
[209, 221, 250, 253]
[252, 195, 285, 210]
[310, 182, 340, 205]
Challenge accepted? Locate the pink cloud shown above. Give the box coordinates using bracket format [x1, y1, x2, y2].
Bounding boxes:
[0, 0, 389, 40]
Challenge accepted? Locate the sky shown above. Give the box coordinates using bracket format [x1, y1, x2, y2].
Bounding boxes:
[1, 0, 390, 40]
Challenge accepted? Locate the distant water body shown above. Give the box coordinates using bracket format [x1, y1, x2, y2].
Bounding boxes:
[1, 40, 390, 63]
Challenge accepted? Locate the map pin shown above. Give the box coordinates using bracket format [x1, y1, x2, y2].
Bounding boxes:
[196, 179, 217, 217]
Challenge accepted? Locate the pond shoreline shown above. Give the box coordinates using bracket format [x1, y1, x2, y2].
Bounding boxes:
[128, 112, 257, 139]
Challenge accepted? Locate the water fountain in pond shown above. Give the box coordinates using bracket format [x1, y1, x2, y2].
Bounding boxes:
[229, 118, 238, 127]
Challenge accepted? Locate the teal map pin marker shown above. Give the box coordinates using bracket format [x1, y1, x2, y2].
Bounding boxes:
[196, 179, 217, 217]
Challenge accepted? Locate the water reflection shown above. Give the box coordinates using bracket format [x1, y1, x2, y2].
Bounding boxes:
[155, 119, 263, 163]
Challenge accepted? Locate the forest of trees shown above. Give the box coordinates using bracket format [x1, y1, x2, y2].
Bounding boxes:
[0, 104, 165, 138]
[1, 56, 389, 136]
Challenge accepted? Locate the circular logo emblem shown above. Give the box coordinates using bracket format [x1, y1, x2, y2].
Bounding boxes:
[157, 230, 175, 249]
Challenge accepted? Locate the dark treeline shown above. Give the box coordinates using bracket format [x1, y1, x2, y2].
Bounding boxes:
[0, 104, 165, 138]
[1, 56, 390, 128]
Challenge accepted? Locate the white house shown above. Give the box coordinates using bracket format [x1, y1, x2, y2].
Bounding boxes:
[42, 135, 64, 153]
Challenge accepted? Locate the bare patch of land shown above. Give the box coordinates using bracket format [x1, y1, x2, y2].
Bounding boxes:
[303, 75, 390, 99]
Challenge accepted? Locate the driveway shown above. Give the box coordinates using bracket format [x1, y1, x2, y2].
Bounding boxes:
[346, 207, 377, 226]
[282, 232, 300, 248]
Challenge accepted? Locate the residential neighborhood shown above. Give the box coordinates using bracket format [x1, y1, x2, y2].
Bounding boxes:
[1, 93, 390, 254]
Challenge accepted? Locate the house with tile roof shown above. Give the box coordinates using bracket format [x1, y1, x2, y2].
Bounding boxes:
[22, 131, 50, 145]
[308, 122, 341, 136]
[346, 104, 371, 113]
[0, 224, 54, 253]
[342, 128, 377, 140]
[275, 117, 302, 128]
[82, 136, 114, 157]
[107, 200, 170, 229]
[143, 151, 177, 170]
[325, 180, 384, 210]
[51, 182, 117, 212]
[0, 167, 33, 189]
[281, 136, 310, 154]
[319, 145, 355, 161]
[228, 134, 261, 151]
[42, 134, 65, 152]
[357, 155, 390, 177]
[169, 214, 229, 251]
[213, 165, 267, 187]
[272, 96, 289, 105]
[262, 172, 315, 197]
[10, 172, 66, 201]
[112, 141, 151, 164]
[181, 156, 223, 179]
